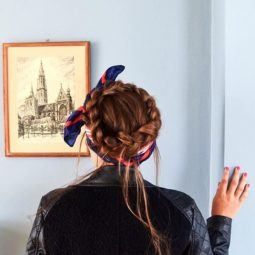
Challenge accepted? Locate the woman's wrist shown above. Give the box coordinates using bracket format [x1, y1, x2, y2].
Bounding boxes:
[210, 214, 233, 221]
[207, 214, 233, 223]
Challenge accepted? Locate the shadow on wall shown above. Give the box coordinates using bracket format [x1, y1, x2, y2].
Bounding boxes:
[0, 222, 28, 255]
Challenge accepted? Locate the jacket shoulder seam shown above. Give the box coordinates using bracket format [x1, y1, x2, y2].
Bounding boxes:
[158, 187, 195, 224]
[40, 187, 71, 219]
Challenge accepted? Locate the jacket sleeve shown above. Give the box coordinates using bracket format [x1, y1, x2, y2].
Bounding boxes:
[24, 196, 47, 255]
[187, 201, 232, 255]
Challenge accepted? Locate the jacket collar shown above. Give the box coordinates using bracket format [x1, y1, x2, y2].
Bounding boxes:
[78, 164, 155, 187]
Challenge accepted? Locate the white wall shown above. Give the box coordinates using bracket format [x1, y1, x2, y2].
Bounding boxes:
[225, 0, 255, 254]
[0, 1, 212, 255]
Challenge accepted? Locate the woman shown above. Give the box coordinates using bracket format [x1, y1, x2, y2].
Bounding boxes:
[25, 65, 250, 255]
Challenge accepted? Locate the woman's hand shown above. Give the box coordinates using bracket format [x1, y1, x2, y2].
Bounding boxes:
[211, 166, 250, 219]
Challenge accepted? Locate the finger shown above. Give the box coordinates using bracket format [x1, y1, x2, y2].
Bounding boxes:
[218, 167, 230, 194]
[239, 183, 250, 203]
[215, 181, 221, 193]
[228, 166, 241, 195]
[235, 172, 248, 197]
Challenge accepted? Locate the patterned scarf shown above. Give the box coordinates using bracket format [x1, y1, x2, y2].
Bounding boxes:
[63, 65, 156, 167]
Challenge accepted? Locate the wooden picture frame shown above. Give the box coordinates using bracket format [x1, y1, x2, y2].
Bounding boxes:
[3, 41, 90, 157]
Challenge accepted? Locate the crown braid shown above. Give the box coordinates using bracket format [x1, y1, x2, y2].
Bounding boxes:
[81, 81, 162, 159]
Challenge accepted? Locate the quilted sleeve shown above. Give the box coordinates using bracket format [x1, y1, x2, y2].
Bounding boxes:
[24, 196, 47, 255]
[188, 201, 232, 255]
[206, 215, 232, 254]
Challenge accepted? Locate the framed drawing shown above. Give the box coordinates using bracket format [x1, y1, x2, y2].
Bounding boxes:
[3, 41, 90, 157]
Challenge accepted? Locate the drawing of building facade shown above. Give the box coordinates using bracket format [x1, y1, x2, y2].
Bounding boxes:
[18, 60, 74, 138]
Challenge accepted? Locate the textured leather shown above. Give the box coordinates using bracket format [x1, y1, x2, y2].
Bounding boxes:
[24, 165, 232, 255]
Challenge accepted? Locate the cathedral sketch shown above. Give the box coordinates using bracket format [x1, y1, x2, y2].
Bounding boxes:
[18, 59, 74, 139]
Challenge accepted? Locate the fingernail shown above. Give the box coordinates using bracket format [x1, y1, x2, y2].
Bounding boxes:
[225, 166, 229, 171]
[244, 172, 248, 177]
[247, 183, 250, 188]
[236, 166, 240, 170]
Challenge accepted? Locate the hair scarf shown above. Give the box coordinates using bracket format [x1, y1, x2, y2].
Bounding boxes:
[63, 65, 156, 167]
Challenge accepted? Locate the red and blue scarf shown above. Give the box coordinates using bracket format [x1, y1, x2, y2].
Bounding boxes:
[64, 65, 156, 167]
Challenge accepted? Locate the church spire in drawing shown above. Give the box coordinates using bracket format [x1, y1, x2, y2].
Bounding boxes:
[36, 59, 48, 105]
[39, 60, 45, 76]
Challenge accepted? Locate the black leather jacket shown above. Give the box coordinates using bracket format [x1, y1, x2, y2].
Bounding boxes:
[24, 165, 232, 255]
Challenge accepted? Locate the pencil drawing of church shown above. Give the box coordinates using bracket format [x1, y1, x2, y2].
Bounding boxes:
[18, 60, 74, 139]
